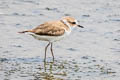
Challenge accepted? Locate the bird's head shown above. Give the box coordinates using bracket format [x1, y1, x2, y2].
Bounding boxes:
[61, 16, 84, 28]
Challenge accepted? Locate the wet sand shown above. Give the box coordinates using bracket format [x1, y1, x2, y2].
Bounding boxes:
[0, 0, 120, 80]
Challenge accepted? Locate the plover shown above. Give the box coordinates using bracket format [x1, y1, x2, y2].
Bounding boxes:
[19, 16, 84, 62]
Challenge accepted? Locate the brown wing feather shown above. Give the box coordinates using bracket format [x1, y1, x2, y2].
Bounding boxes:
[32, 22, 65, 36]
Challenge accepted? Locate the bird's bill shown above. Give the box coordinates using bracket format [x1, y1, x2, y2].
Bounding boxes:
[77, 25, 84, 28]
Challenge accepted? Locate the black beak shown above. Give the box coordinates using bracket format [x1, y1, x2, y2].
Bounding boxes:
[77, 25, 84, 28]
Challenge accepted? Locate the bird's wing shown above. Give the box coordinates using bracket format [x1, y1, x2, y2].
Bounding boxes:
[32, 22, 65, 36]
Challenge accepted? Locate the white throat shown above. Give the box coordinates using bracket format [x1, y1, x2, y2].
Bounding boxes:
[61, 19, 73, 31]
[61, 19, 75, 35]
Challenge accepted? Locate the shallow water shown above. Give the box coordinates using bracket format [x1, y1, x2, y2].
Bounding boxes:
[0, 0, 120, 80]
[0, 56, 119, 80]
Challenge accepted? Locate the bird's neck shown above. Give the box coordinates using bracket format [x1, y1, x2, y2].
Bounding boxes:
[60, 19, 74, 31]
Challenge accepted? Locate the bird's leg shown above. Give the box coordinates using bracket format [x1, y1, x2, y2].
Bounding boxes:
[50, 42, 54, 62]
[44, 61, 47, 72]
[44, 42, 50, 62]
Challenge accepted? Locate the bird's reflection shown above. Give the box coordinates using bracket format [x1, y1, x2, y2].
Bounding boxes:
[34, 61, 66, 80]
[33, 61, 55, 80]
[44, 61, 54, 73]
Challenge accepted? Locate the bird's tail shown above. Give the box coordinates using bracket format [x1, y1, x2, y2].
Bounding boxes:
[18, 30, 33, 33]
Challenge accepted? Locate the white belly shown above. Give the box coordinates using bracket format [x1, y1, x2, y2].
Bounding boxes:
[29, 32, 69, 42]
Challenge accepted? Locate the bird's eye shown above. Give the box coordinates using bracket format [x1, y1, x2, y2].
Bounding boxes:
[71, 22, 76, 24]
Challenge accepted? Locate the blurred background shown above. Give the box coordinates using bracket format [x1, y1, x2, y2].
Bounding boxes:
[0, 0, 120, 80]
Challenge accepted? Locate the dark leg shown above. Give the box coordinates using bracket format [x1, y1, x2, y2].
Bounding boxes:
[50, 43, 54, 62]
[44, 42, 50, 62]
[44, 61, 47, 72]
